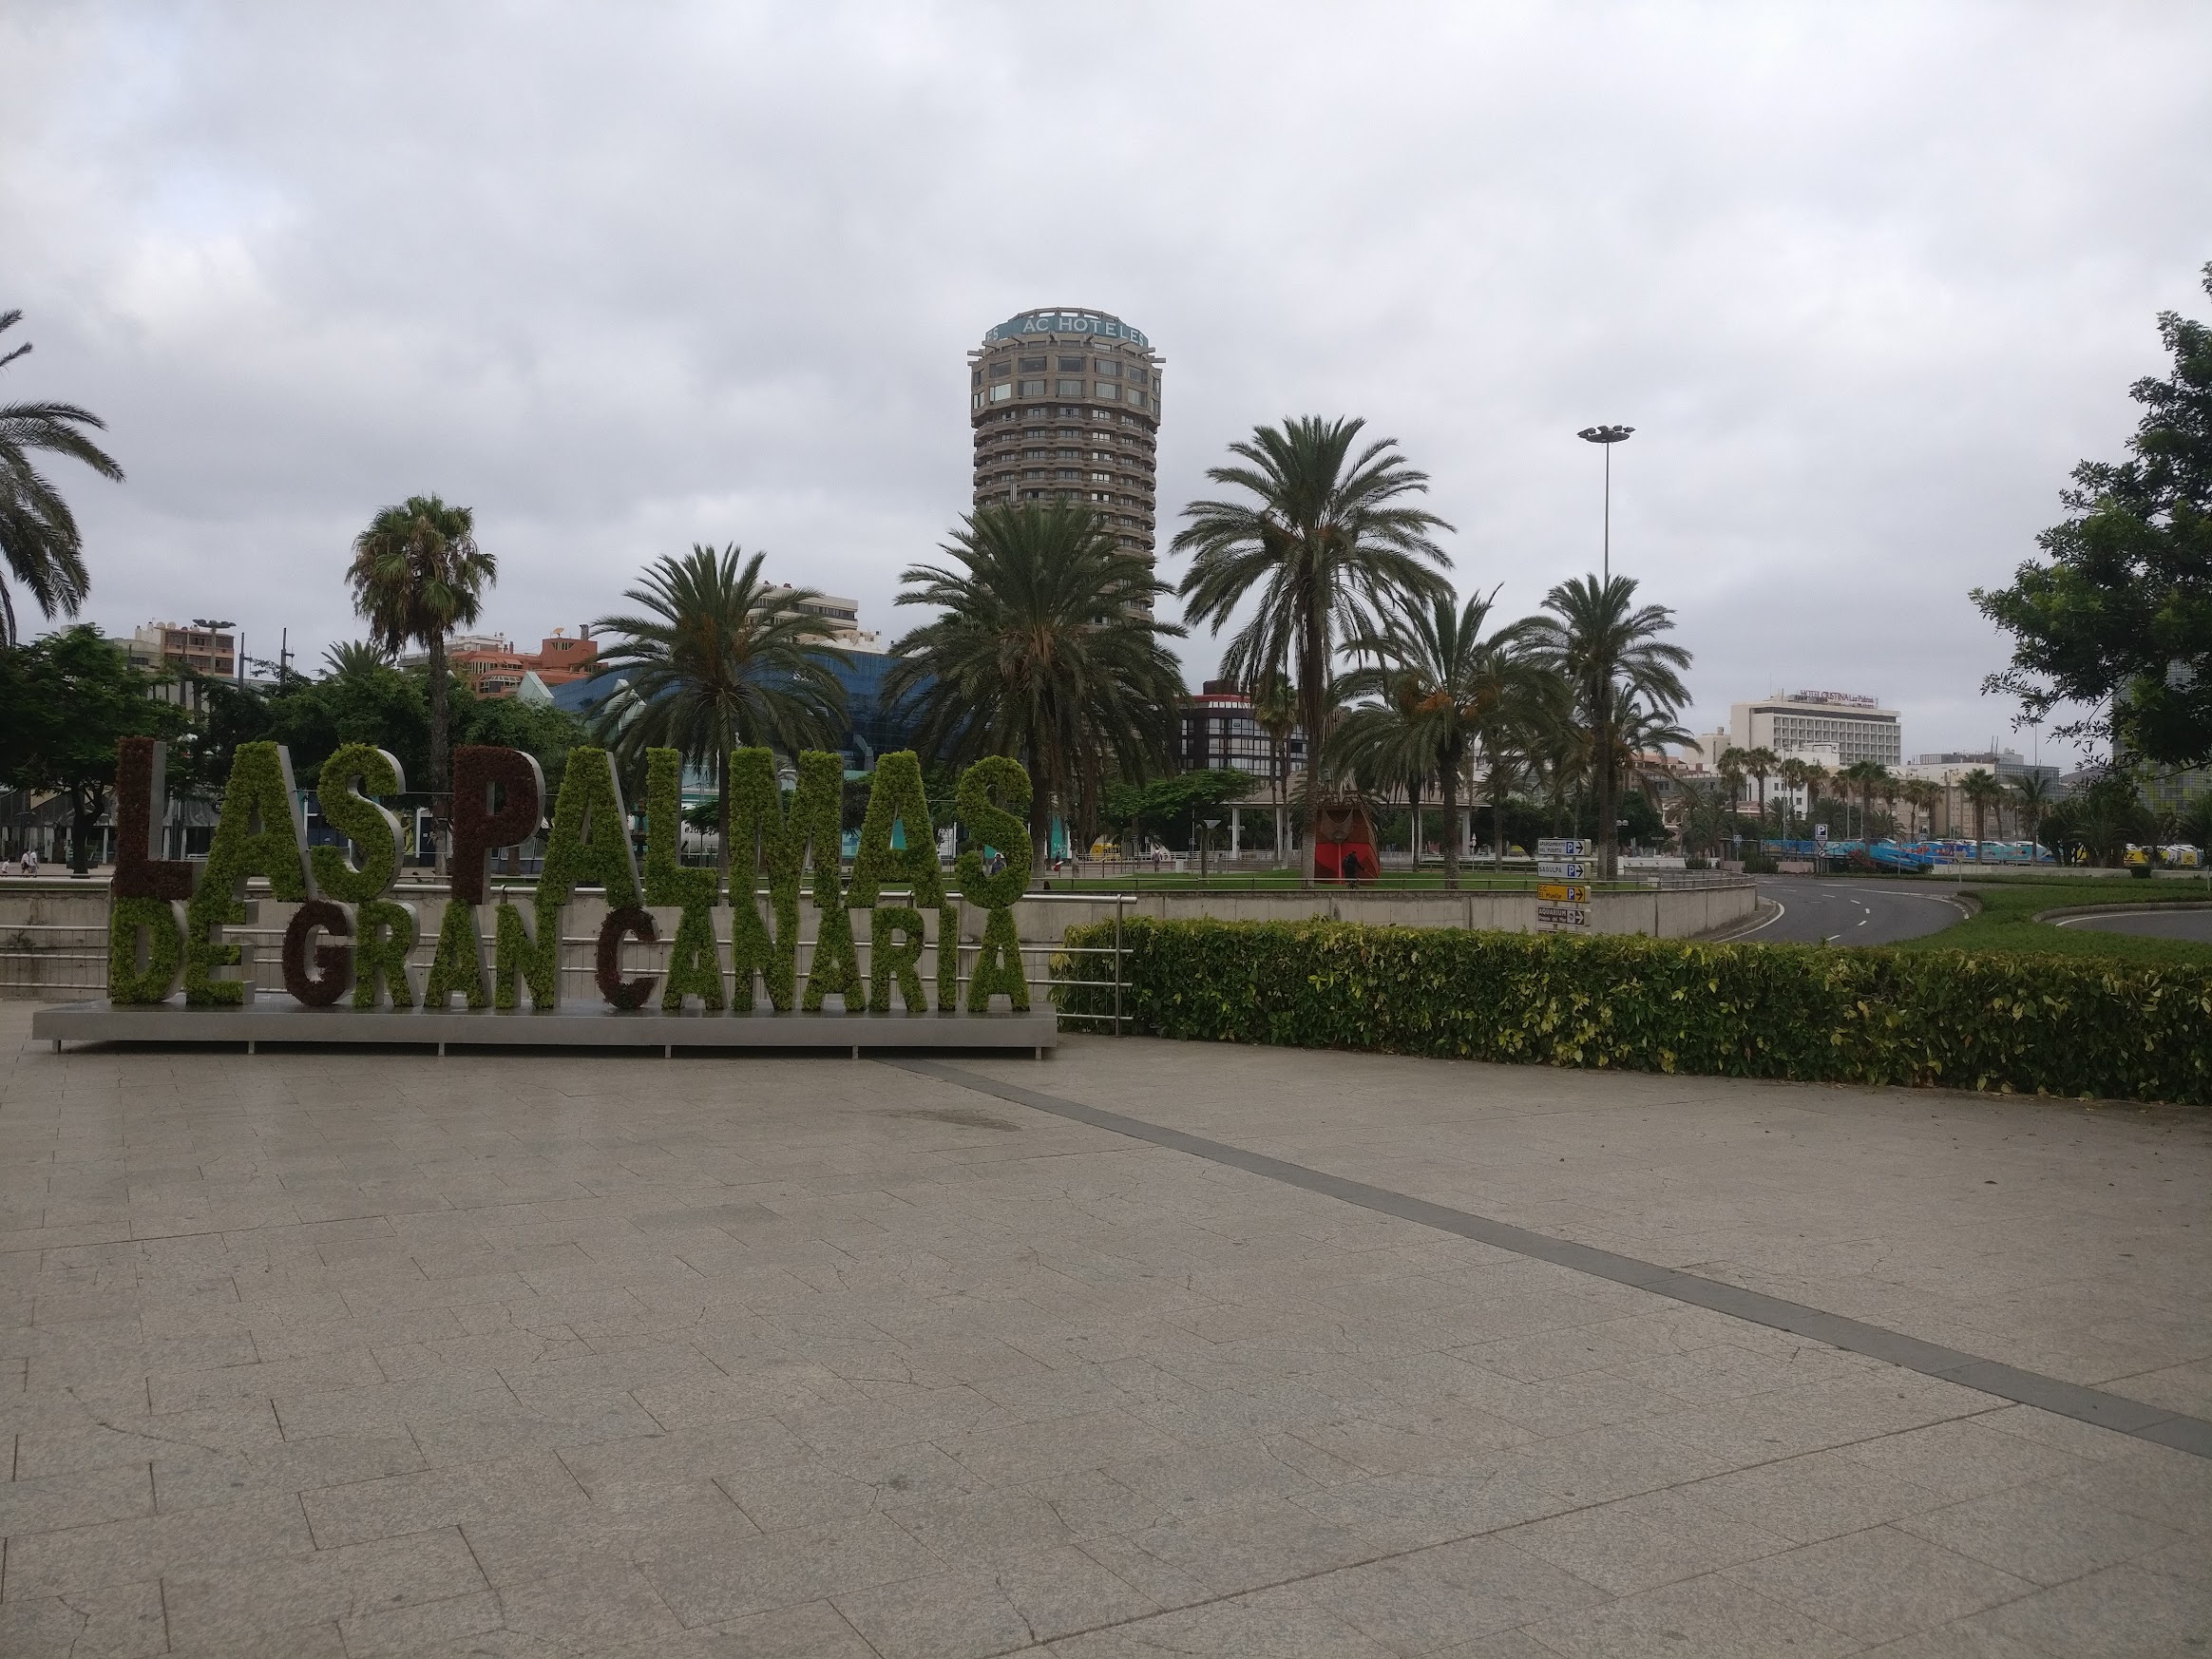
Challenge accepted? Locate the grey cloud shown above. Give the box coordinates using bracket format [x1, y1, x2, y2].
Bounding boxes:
[5, 1, 2208, 762]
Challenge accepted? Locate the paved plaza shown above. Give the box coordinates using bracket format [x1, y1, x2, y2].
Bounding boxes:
[1, 1005, 2207, 1657]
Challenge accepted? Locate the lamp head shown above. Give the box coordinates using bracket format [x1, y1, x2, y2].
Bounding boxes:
[1577, 426, 1634, 445]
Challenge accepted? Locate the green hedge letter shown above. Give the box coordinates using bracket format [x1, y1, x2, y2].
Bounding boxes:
[727, 748, 850, 1012]
[109, 896, 184, 1004]
[185, 742, 314, 1005]
[868, 906, 927, 1013]
[312, 745, 404, 904]
[423, 899, 489, 1009]
[849, 751, 944, 908]
[966, 904, 1030, 1012]
[353, 901, 418, 1009]
[954, 756, 1032, 909]
[644, 749, 724, 1011]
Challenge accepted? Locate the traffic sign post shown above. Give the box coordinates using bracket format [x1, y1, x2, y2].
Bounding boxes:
[1534, 839, 1593, 932]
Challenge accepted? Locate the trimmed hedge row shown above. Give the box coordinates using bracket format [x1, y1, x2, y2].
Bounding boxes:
[1054, 917, 2212, 1106]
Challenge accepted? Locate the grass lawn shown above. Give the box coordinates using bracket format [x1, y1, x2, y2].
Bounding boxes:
[1884, 875, 2212, 965]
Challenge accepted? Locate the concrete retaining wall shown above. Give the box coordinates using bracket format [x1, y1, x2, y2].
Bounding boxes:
[1016, 881, 1756, 942]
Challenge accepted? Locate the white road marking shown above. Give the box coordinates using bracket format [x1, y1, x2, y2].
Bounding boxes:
[1710, 899, 1787, 941]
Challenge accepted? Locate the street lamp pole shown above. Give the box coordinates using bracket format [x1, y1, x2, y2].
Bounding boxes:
[1576, 426, 1634, 583]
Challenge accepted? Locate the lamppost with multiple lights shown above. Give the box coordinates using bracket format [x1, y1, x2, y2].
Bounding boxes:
[1575, 425, 1633, 582]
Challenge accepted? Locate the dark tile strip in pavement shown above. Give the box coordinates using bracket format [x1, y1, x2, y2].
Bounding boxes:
[889, 1057, 2212, 1462]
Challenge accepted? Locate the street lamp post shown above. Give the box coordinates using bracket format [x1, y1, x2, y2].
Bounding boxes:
[1575, 426, 1634, 582]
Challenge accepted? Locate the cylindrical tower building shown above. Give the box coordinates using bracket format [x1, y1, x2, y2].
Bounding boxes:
[968, 308, 1162, 570]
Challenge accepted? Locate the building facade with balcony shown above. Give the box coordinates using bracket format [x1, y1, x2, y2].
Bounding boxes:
[1726, 691, 1902, 769]
[759, 584, 886, 653]
[968, 308, 1162, 573]
[412, 629, 602, 698]
[128, 621, 236, 679]
[1176, 681, 1304, 782]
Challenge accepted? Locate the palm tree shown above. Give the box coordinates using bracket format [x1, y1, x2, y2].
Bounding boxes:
[1678, 777, 1733, 861]
[1798, 761, 1826, 833]
[1342, 589, 1548, 888]
[1840, 761, 1890, 844]
[1249, 672, 1298, 868]
[1915, 777, 1943, 840]
[1, 311, 124, 648]
[1878, 772, 1904, 842]
[1478, 741, 1530, 870]
[889, 503, 1185, 870]
[1526, 576, 1690, 878]
[1745, 746, 1780, 840]
[1718, 746, 1749, 830]
[1173, 416, 1453, 880]
[1614, 696, 1696, 805]
[323, 639, 396, 679]
[1779, 757, 1808, 837]
[347, 494, 497, 862]
[2010, 771, 2057, 849]
[1335, 663, 1434, 872]
[1959, 768, 2005, 860]
[591, 544, 849, 882]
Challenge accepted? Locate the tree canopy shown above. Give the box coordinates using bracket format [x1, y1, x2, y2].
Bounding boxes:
[0, 627, 182, 869]
[0, 311, 124, 648]
[1976, 262, 2212, 771]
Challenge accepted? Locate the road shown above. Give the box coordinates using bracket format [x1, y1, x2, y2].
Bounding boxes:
[1709, 874, 1970, 945]
[2053, 905, 2212, 942]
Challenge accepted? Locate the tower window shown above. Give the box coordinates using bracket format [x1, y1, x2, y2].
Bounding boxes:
[1056, 379, 1084, 396]
[1020, 379, 1045, 396]
[1058, 355, 1086, 372]
[1096, 360, 1121, 377]
[989, 360, 1011, 377]
[1019, 356, 1046, 372]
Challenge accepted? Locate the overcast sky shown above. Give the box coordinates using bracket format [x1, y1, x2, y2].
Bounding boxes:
[7, 2, 2209, 766]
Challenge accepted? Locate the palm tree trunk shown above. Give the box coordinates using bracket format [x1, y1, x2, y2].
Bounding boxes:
[1029, 767, 1051, 876]
[428, 629, 450, 873]
[1596, 706, 1618, 881]
[1441, 765, 1460, 891]
[1300, 612, 1326, 888]
[1408, 785, 1421, 874]
[1272, 734, 1287, 870]
[715, 749, 733, 889]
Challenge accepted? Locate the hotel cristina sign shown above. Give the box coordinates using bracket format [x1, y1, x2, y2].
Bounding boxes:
[34, 737, 1055, 1055]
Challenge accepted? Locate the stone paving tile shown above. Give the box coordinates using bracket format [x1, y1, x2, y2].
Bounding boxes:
[1719, 1523, 2039, 1644]
[0, 1577, 169, 1658]
[1299, 1534, 1611, 1651]
[1497, 1485, 1793, 1594]
[1521, 1571, 1861, 1657]
[3, 1016, 2207, 1655]
[1892, 1482, 2187, 1585]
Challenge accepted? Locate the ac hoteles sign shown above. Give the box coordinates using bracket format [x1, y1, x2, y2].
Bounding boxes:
[102, 736, 1038, 1023]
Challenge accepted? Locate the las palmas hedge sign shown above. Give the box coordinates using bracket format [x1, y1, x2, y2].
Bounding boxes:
[67, 735, 1050, 1052]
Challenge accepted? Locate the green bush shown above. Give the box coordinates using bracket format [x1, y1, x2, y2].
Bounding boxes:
[1054, 917, 2212, 1106]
